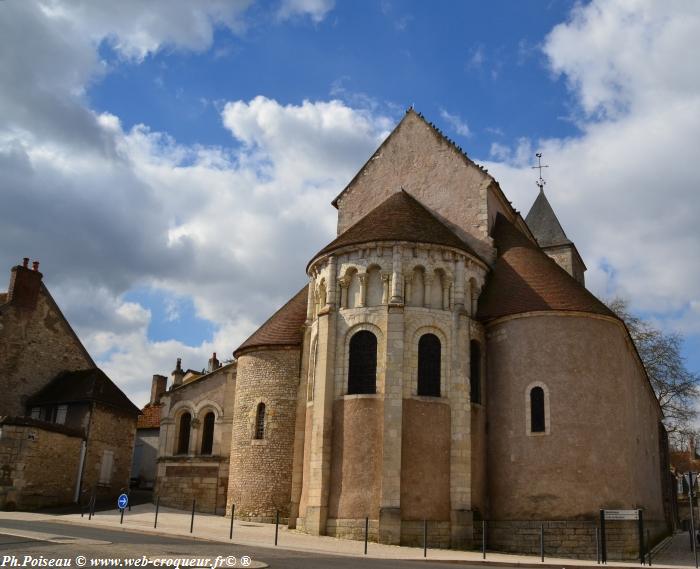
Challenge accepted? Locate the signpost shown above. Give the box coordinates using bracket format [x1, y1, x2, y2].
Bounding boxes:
[117, 493, 128, 510]
[600, 509, 643, 565]
[117, 493, 128, 525]
[685, 472, 699, 568]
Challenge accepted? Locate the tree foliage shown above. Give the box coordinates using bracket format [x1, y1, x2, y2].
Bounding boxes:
[606, 297, 700, 447]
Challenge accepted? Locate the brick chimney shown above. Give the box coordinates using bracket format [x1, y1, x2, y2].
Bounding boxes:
[150, 374, 167, 404]
[171, 357, 185, 388]
[207, 352, 221, 373]
[7, 258, 43, 310]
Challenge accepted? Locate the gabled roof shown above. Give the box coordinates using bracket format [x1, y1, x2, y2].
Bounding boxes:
[477, 214, 614, 322]
[311, 190, 481, 265]
[234, 285, 308, 357]
[332, 108, 502, 209]
[525, 189, 572, 248]
[27, 368, 140, 416]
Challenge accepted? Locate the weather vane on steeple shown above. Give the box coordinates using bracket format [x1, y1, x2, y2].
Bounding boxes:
[532, 152, 549, 191]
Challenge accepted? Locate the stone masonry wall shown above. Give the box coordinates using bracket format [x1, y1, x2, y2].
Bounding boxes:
[81, 404, 137, 504]
[0, 284, 93, 416]
[155, 459, 229, 514]
[227, 349, 300, 522]
[0, 421, 82, 510]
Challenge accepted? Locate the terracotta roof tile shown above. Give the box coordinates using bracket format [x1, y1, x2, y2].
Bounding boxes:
[312, 190, 480, 263]
[234, 285, 308, 356]
[137, 403, 162, 429]
[477, 214, 614, 322]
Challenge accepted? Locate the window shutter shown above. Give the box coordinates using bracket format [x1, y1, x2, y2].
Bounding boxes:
[99, 450, 114, 485]
[55, 405, 68, 425]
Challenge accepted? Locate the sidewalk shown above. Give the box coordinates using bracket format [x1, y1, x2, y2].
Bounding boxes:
[0, 503, 692, 568]
[653, 531, 698, 567]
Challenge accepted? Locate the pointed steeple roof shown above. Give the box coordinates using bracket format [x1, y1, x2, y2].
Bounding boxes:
[234, 285, 308, 357]
[525, 189, 572, 248]
[311, 190, 481, 264]
[477, 214, 613, 322]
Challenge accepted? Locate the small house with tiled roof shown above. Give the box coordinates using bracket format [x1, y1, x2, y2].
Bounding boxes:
[155, 109, 671, 558]
[0, 261, 139, 510]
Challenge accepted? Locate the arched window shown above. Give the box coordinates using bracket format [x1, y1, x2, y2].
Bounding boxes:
[200, 412, 215, 455]
[530, 387, 546, 433]
[417, 334, 441, 396]
[348, 330, 377, 394]
[470, 340, 481, 404]
[177, 412, 191, 454]
[254, 403, 266, 440]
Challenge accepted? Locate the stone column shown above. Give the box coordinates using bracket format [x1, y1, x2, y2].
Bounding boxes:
[306, 276, 315, 322]
[403, 273, 413, 307]
[358, 273, 368, 308]
[303, 256, 337, 536]
[424, 274, 433, 308]
[389, 245, 403, 305]
[338, 276, 350, 309]
[379, 304, 404, 544]
[380, 272, 391, 305]
[442, 278, 452, 311]
[449, 307, 473, 548]
[289, 322, 312, 528]
[453, 257, 465, 311]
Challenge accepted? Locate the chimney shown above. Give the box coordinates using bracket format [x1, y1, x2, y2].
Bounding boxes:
[150, 374, 167, 404]
[171, 357, 185, 388]
[207, 352, 221, 373]
[7, 258, 43, 310]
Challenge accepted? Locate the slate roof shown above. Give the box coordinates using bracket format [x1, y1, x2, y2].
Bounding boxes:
[312, 190, 480, 263]
[137, 403, 162, 429]
[477, 214, 614, 322]
[27, 368, 140, 416]
[234, 285, 308, 357]
[525, 189, 572, 248]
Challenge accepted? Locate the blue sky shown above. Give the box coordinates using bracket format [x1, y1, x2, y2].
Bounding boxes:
[1, 0, 699, 406]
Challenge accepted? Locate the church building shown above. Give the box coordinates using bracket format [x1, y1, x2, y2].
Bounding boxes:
[155, 109, 671, 557]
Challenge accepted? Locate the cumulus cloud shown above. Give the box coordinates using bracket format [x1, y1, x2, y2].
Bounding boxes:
[0, 1, 385, 406]
[276, 0, 335, 23]
[482, 0, 700, 332]
[439, 109, 471, 137]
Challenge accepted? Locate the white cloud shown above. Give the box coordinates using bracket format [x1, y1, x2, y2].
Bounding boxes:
[482, 0, 700, 336]
[439, 108, 471, 137]
[276, 0, 335, 23]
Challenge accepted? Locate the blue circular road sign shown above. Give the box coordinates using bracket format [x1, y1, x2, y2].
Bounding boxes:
[117, 493, 128, 509]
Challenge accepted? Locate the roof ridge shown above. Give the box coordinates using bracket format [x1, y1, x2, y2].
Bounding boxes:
[331, 108, 504, 210]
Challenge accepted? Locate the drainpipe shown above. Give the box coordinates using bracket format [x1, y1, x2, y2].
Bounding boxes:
[74, 440, 87, 502]
[77, 401, 95, 504]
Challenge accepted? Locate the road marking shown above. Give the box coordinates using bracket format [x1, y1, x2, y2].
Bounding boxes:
[0, 527, 111, 546]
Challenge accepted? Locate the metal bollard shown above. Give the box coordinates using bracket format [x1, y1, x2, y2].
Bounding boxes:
[540, 523, 544, 562]
[229, 504, 235, 540]
[275, 510, 279, 546]
[423, 519, 427, 558]
[482, 520, 486, 559]
[120, 507, 124, 525]
[364, 517, 369, 555]
[190, 499, 195, 533]
[154, 496, 160, 529]
[596, 527, 601, 564]
[647, 529, 651, 566]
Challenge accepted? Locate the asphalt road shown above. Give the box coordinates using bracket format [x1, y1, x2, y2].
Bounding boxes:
[0, 519, 486, 569]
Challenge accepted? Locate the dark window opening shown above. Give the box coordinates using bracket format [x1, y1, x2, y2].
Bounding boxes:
[177, 412, 191, 454]
[417, 334, 441, 396]
[201, 412, 215, 455]
[470, 340, 481, 404]
[530, 387, 546, 433]
[254, 403, 266, 440]
[348, 330, 377, 394]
